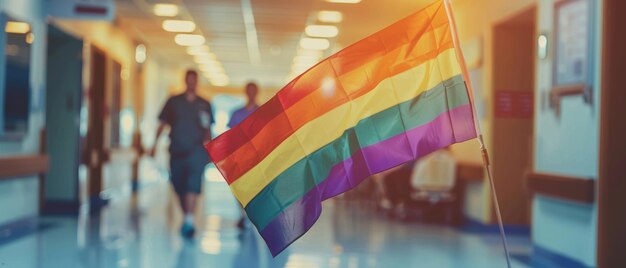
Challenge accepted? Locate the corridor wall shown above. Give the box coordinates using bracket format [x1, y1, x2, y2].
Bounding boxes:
[0, 0, 47, 228]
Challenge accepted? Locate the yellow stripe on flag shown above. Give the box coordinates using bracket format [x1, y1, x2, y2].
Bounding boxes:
[231, 48, 463, 206]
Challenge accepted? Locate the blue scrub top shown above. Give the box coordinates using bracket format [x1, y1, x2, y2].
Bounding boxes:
[159, 94, 214, 156]
[228, 105, 258, 129]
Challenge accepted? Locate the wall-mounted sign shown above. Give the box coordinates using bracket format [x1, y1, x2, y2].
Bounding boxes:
[553, 0, 592, 86]
[495, 91, 533, 119]
[549, 0, 594, 117]
[46, 0, 115, 21]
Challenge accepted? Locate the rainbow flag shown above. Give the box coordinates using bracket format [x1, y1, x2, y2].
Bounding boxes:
[205, 0, 476, 256]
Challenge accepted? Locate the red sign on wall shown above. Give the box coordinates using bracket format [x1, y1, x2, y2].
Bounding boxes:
[495, 91, 534, 118]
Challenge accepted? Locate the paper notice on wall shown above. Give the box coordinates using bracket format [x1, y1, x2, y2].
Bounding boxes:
[554, 0, 590, 86]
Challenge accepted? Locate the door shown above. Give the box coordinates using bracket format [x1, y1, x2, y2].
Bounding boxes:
[86, 47, 107, 203]
[492, 7, 537, 225]
[110, 61, 121, 148]
[44, 25, 83, 212]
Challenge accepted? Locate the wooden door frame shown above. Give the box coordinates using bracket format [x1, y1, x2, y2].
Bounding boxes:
[597, 0, 626, 266]
[87, 46, 107, 200]
[490, 5, 537, 225]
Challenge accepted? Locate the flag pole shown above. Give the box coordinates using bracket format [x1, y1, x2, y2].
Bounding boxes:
[442, 1, 512, 267]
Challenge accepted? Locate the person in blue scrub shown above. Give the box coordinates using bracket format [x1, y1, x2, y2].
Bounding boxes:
[229, 82, 259, 129]
[228, 82, 259, 229]
[150, 70, 214, 238]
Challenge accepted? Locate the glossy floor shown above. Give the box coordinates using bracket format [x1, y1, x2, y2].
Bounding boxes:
[0, 162, 533, 268]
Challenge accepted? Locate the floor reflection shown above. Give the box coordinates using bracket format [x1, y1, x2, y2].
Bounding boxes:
[174, 240, 197, 268]
[0, 160, 532, 268]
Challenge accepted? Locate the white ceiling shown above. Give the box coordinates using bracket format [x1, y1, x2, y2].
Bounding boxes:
[115, 0, 433, 89]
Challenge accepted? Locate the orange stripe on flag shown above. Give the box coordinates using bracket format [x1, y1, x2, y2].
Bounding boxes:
[207, 1, 453, 185]
[207, 1, 452, 170]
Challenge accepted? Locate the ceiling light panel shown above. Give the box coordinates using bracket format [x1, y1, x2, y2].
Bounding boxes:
[297, 49, 325, 58]
[200, 65, 225, 74]
[209, 74, 230, 86]
[187, 46, 210, 55]
[195, 55, 219, 65]
[300, 38, 330, 50]
[199, 60, 224, 71]
[175, 34, 205, 46]
[305, 25, 339, 38]
[153, 4, 179, 17]
[317, 11, 343, 23]
[162, 20, 196, 33]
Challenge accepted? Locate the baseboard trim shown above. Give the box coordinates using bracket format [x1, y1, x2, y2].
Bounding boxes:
[0, 216, 55, 247]
[459, 218, 531, 236]
[532, 245, 594, 268]
[42, 200, 81, 215]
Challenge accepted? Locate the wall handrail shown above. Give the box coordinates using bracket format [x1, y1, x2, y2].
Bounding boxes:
[527, 172, 595, 204]
[457, 162, 485, 182]
[0, 154, 49, 180]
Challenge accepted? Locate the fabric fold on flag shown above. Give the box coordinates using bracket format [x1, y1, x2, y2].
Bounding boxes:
[205, 0, 477, 256]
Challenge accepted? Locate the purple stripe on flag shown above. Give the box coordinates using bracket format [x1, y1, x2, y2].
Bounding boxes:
[259, 104, 476, 256]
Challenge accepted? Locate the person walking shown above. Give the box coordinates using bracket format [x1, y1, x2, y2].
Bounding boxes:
[227, 82, 259, 230]
[150, 70, 214, 238]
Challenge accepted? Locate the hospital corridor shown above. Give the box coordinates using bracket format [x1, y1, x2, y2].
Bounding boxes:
[0, 0, 625, 267]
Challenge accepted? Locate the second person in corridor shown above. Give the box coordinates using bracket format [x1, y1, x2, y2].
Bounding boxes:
[228, 82, 260, 229]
